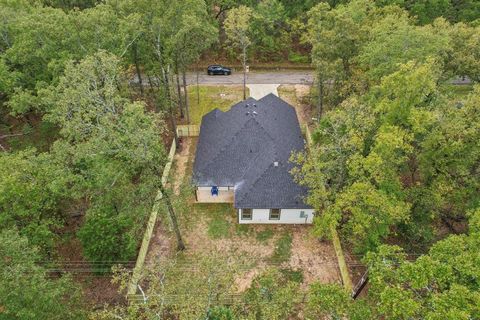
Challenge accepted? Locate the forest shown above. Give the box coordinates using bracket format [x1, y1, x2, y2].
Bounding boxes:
[0, 0, 479, 319]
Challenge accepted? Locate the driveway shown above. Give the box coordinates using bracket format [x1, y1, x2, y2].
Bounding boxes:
[186, 71, 314, 85]
[247, 84, 280, 99]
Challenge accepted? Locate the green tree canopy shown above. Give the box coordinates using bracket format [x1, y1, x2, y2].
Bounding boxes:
[0, 228, 85, 319]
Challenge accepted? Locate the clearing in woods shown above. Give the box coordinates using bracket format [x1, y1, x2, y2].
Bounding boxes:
[145, 135, 341, 294]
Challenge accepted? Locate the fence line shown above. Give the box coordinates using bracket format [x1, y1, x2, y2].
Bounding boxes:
[177, 124, 200, 137]
[303, 123, 353, 292]
[127, 139, 176, 297]
[304, 124, 313, 146]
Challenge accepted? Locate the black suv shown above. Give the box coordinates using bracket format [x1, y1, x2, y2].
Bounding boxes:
[207, 65, 231, 75]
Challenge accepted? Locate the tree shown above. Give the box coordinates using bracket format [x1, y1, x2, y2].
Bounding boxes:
[250, 0, 289, 61]
[364, 209, 480, 319]
[241, 268, 302, 319]
[294, 59, 464, 252]
[357, 14, 450, 83]
[168, 0, 218, 123]
[419, 85, 480, 226]
[42, 51, 187, 260]
[305, 0, 373, 107]
[0, 229, 86, 319]
[92, 252, 240, 319]
[224, 5, 253, 100]
[305, 283, 372, 319]
[0, 149, 78, 252]
[446, 22, 480, 82]
[303, 208, 480, 319]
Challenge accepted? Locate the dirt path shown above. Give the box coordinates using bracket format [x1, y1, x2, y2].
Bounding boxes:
[172, 138, 192, 195]
[144, 219, 175, 269]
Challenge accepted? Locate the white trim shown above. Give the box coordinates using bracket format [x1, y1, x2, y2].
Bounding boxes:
[239, 208, 314, 224]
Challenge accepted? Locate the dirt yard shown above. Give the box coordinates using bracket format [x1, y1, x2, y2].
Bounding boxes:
[145, 137, 341, 294]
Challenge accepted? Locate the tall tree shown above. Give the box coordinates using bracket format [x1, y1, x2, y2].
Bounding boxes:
[42, 51, 187, 261]
[169, 0, 218, 123]
[224, 5, 253, 100]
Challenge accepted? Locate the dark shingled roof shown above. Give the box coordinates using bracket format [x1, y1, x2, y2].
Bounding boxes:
[193, 94, 311, 209]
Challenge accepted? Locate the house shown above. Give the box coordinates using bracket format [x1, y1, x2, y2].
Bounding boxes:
[192, 94, 314, 224]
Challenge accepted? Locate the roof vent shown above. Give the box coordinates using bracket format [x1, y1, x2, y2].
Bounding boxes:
[245, 103, 249, 108]
[253, 104, 257, 108]
[252, 111, 258, 116]
[274, 161, 279, 167]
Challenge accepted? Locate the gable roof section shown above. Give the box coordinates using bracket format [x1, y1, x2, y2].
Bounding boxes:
[193, 93, 310, 209]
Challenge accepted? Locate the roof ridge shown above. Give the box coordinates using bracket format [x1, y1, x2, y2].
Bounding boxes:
[235, 162, 275, 205]
[250, 112, 277, 145]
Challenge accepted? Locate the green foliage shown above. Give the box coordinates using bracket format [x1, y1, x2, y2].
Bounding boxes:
[42, 52, 166, 262]
[305, 283, 372, 319]
[224, 5, 253, 64]
[94, 252, 240, 320]
[279, 268, 304, 283]
[297, 52, 480, 252]
[207, 306, 236, 320]
[242, 268, 301, 319]
[363, 210, 480, 318]
[0, 149, 78, 252]
[250, 0, 290, 61]
[270, 233, 292, 263]
[77, 211, 136, 268]
[287, 52, 310, 64]
[0, 229, 86, 319]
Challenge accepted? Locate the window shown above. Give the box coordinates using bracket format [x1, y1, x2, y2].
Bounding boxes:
[300, 211, 306, 218]
[241, 209, 252, 220]
[270, 209, 281, 220]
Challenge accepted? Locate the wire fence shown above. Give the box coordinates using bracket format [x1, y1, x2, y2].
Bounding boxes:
[126, 138, 176, 295]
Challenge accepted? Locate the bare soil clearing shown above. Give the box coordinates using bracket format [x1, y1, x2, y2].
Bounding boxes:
[145, 135, 340, 294]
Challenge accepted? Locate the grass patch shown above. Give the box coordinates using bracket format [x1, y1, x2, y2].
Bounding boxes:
[235, 223, 253, 237]
[270, 233, 292, 263]
[195, 203, 235, 239]
[208, 217, 230, 239]
[256, 229, 274, 243]
[280, 268, 304, 283]
[187, 85, 249, 124]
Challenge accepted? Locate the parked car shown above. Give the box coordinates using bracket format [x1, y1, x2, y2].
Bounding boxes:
[207, 65, 231, 75]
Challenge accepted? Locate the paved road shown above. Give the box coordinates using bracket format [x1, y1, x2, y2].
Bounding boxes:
[186, 71, 314, 85]
[133, 72, 470, 86]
